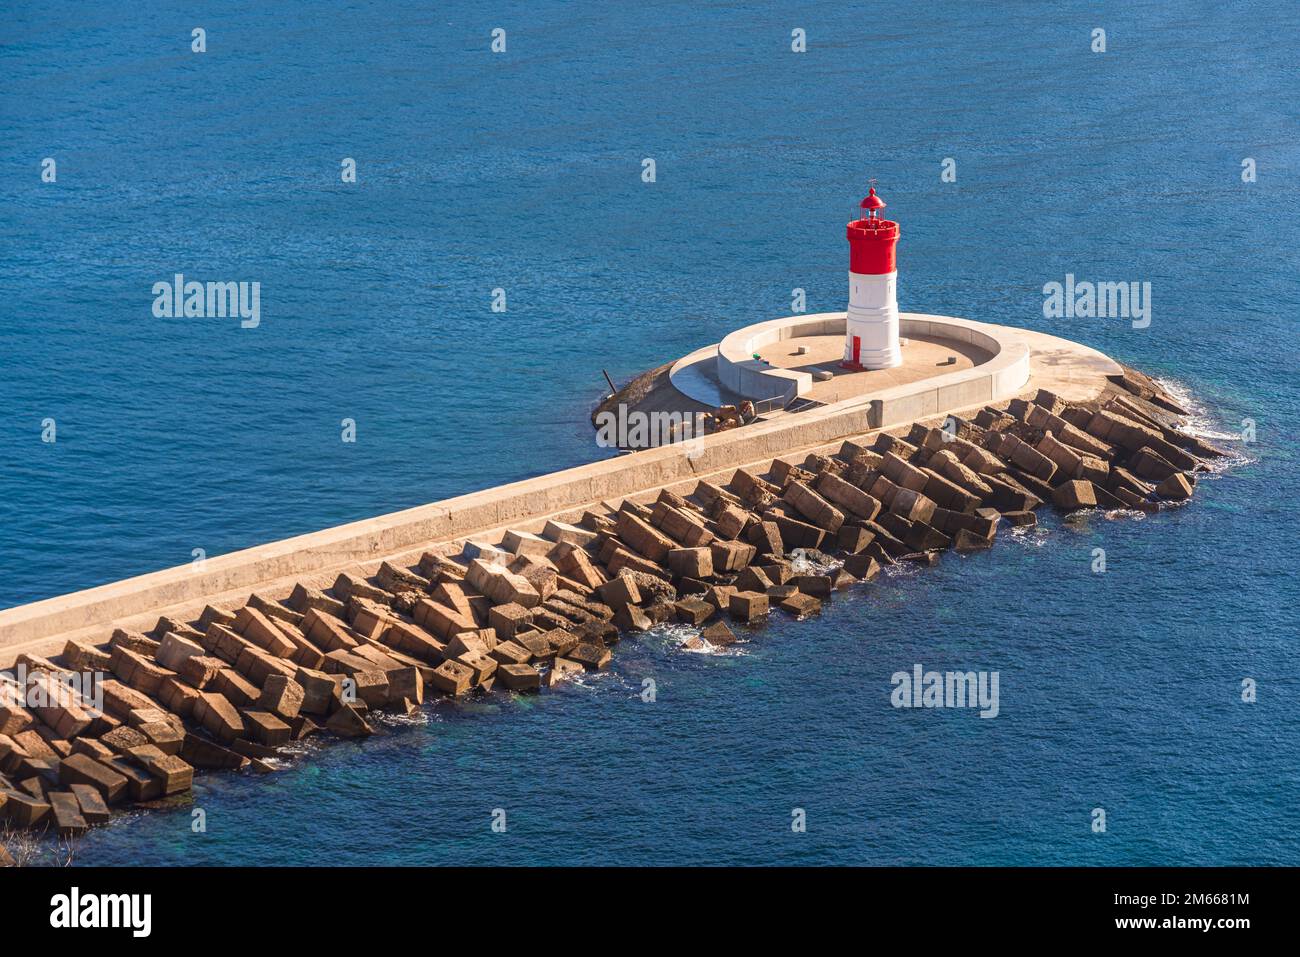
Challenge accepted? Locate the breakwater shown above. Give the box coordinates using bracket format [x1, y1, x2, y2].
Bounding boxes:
[0, 361, 1223, 851]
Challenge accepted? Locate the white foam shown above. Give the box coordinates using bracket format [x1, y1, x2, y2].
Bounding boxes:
[1154, 375, 1256, 474]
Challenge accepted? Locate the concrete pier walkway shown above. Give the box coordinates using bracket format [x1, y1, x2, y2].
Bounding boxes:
[0, 319, 1120, 668]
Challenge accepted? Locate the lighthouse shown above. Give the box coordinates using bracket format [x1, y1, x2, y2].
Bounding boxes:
[843, 185, 902, 370]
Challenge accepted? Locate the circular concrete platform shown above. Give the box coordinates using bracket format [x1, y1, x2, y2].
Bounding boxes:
[668, 312, 1029, 412]
[600, 310, 1121, 454]
[749, 332, 987, 405]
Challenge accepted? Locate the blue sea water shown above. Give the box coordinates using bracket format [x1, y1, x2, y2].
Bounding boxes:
[2, 0, 1298, 865]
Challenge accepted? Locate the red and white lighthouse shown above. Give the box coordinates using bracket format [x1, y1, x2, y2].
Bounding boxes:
[843, 186, 902, 370]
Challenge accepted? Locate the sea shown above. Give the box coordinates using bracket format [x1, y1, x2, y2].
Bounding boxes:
[1, 0, 1297, 865]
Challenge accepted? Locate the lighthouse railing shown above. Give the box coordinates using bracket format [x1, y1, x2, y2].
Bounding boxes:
[751, 383, 800, 418]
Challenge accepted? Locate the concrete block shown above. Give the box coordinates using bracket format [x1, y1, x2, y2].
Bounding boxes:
[489, 640, 532, 666]
[1155, 472, 1194, 501]
[381, 621, 447, 665]
[778, 593, 822, 617]
[615, 511, 677, 563]
[953, 529, 993, 553]
[234, 607, 298, 659]
[1, 788, 50, 827]
[347, 597, 397, 640]
[293, 667, 338, 715]
[234, 644, 297, 686]
[180, 733, 249, 771]
[734, 566, 774, 592]
[109, 628, 158, 657]
[550, 543, 606, 589]
[770, 514, 823, 549]
[388, 666, 425, 706]
[983, 473, 1042, 512]
[325, 704, 374, 738]
[701, 621, 738, 647]
[242, 711, 293, 747]
[373, 561, 431, 596]
[613, 603, 652, 631]
[194, 692, 245, 745]
[1052, 480, 1097, 510]
[429, 660, 474, 696]
[568, 643, 611, 670]
[213, 668, 260, 709]
[606, 547, 667, 579]
[287, 584, 347, 618]
[413, 598, 477, 639]
[880, 452, 930, 492]
[1129, 447, 1179, 482]
[258, 675, 305, 721]
[301, 608, 360, 652]
[714, 503, 752, 540]
[155, 632, 206, 672]
[466, 559, 542, 608]
[137, 721, 184, 755]
[1002, 510, 1038, 527]
[674, 597, 714, 625]
[1037, 431, 1085, 480]
[595, 574, 641, 608]
[650, 502, 714, 547]
[196, 603, 239, 631]
[844, 553, 881, 581]
[123, 745, 193, 795]
[710, 539, 756, 573]
[667, 547, 714, 579]
[815, 471, 882, 520]
[546, 657, 585, 686]
[347, 669, 390, 708]
[70, 783, 110, 825]
[178, 654, 223, 690]
[542, 520, 597, 547]
[904, 521, 952, 553]
[456, 653, 497, 686]
[795, 575, 832, 598]
[890, 487, 938, 525]
[69, 738, 115, 763]
[61, 639, 112, 672]
[488, 602, 533, 640]
[922, 469, 981, 513]
[110, 646, 173, 697]
[1001, 433, 1058, 483]
[497, 664, 542, 692]
[728, 591, 769, 623]
[837, 524, 876, 554]
[247, 593, 305, 628]
[503, 529, 553, 557]
[783, 481, 845, 533]
[25, 671, 92, 739]
[59, 753, 128, 804]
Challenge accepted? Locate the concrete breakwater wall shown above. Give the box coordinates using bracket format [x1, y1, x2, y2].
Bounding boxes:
[0, 363, 1224, 848]
[0, 320, 1102, 666]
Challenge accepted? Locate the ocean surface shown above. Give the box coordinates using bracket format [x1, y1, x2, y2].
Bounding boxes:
[2, 1, 1297, 865]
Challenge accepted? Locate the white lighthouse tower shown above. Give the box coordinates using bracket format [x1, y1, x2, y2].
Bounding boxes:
[842, 185, 902, 370]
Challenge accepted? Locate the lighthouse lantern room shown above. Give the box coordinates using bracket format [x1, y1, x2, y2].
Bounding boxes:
[843, 185, 902, 370]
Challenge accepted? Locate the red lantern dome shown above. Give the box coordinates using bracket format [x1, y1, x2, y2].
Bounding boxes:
[860, 187, 886, 212]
